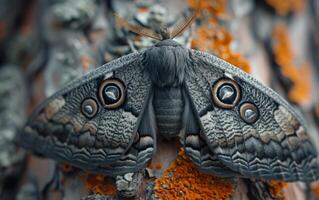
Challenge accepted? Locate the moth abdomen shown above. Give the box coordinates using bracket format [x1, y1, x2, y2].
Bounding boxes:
[154, 86, 184, 139]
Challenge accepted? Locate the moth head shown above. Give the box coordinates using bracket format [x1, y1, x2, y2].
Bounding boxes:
[114, 0, 200, 41]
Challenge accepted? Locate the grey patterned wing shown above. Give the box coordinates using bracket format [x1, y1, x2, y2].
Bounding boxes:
[182, 89, 240, 177]
[20, 53, 155, 175]
[183, 50, 319, 182]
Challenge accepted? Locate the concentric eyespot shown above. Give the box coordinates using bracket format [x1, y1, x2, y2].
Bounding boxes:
[81, 98, 98, 118]
[212, 78, 241, 109]
[98, 79, 125, 109]
[239, 102, 259, 124]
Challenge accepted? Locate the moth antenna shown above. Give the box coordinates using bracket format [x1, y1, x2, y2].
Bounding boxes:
[170, 0, 201, 39]
[114, 13, 162, 41]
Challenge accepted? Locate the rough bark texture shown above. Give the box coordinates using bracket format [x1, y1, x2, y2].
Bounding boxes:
[1, 0, 319, 200]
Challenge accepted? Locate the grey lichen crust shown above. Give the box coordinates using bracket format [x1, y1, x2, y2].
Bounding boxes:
[52, 0, 97, 29]
[116, 172, 143, 198]
[81, 195, 116, 200]
[16, 181, 40, 200]
[0, 65, 26, 180]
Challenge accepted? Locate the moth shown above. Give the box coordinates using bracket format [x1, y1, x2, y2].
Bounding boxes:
[20, 4, 319, 182]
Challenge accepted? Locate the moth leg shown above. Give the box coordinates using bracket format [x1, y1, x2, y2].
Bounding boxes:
[116, 171, 144, 198]
[42, 164, 64, 199]
[244, 179, 275, 200]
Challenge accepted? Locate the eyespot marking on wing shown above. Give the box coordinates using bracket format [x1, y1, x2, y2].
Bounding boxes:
[81, 98, 99, 118]
[211, 78, 241, 109]
[239, 102, 259, 124]
[98, 79, 126, 109]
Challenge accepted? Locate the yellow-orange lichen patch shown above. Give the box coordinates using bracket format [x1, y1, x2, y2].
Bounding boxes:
[272, 23, 312, 105]
[154, 149, 234, 200]
[148, 162, 163, 170]
[85, 174, 117, 197]
[80, 55, 93, 72]
[191, 21, 251, 73]
[315, 103, 319, 120]
[188, 0, 251, 73]
[265, 0, 306, 16]
[20, 0, 38, 36]
[61, 164, 75, 173]
[312, 182, 319, 199]
[268, 180, 287, 200]
[188, 0, 228, 18]
[0, 20, 7, 41]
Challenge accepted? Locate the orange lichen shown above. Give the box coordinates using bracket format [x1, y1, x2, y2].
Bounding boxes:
[148, 162, 163, 170]
[61, 164, 74, 173]
[27, 72, 46, 115]
[0, 20, 6, 41]
[268, 180, 287, 200]
[154, 149, 234, 200]
[272, 23, 312, 105]
[191, 20, 251, 73]
[312, 182, 319, 199]
[85, 174, 117, 197]
[316, 103, 319, 119]
[265, 0, 306, 16]
[188, 0, 251, 73]
[80, 55, 93, 72]
[188, 0, 228, 18]
[138, 6, 149, 13]
[20, 0, 38, 36]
